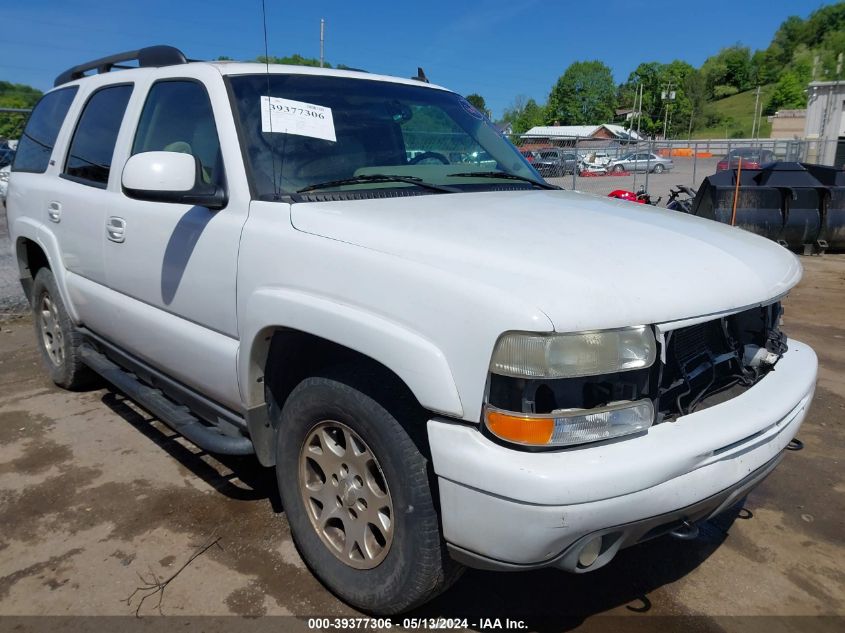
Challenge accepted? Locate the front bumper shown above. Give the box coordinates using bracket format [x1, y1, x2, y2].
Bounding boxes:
[427, 339, 817, 571]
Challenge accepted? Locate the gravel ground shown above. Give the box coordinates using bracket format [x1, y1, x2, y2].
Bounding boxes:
[0, 200, 843, 631]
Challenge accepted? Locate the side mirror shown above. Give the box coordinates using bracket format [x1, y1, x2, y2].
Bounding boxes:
[121, 151, 227, 210]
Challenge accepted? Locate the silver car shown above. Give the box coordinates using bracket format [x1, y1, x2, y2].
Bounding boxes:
[0, 165, 9, 207]
[608, 152, 673, 174]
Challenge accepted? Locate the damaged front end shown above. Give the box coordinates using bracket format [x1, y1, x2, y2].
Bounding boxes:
[484, 301, 789, 446]
[655, 302, 787, 421]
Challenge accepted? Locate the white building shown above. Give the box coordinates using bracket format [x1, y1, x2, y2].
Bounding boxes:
[804, 81, 845, 166]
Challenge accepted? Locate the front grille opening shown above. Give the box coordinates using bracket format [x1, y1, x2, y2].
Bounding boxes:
[656, 302, 785, 421]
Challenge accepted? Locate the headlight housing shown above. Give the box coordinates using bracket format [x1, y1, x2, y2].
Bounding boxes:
[490, 326, 657, 379]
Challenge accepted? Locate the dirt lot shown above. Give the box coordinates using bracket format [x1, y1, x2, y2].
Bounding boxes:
[0, 208, 843, 629]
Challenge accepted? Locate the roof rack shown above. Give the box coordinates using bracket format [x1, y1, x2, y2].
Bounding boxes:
[54, 45, 188, 87]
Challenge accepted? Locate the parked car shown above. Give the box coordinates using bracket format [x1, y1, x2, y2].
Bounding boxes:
[0, 165, 9, 206]
[716, 148, 776, 171]
[0, 148, 15, 169]
[519, 148, 538, 163]
[533, 148, 579, 177]
[8, 45, 817, 615]
[580, 150, 613, 167]
[608, 152, 674, 173]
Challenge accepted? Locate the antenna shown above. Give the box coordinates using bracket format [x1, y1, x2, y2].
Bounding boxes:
[261, 0, 281, 198]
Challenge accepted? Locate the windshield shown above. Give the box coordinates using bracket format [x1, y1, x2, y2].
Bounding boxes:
[228, 74, 541, 198]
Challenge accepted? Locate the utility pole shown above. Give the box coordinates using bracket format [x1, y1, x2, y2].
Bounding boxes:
[751, 86, 761, 139]
[635, 82, 644, 141]
[661, 82, 675, 140]
[320, 18, 325, 68]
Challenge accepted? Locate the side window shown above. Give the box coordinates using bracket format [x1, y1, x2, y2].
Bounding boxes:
[13, 86, 78, 173]
[64, 84, 133, 187]
[132, 80, 223, 186]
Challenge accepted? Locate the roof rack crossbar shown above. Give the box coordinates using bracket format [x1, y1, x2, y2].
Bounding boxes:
[54, 45, 188, 87]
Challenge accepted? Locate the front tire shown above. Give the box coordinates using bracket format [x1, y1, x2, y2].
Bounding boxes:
[275, 374, 460, 614]
[614, 164, 625, 173]
[31, 268, 92, 389]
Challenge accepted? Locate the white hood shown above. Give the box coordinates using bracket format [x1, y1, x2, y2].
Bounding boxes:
[290, 189, 802, 332]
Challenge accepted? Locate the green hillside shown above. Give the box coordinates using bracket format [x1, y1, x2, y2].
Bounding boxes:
[692, 85, 775, 139]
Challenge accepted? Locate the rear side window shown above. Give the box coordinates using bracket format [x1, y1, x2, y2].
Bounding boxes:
[64, 84, 133, 187]
[132, 80, 223, 186]
[13, 87, 78, 173]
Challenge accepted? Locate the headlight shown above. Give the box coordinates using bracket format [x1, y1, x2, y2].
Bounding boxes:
[485, 399, 654, 447]
[490, 326, 657, 378]
[0, 171, 9, 183]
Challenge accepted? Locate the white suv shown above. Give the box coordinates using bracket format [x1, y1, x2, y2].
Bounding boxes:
[7, 46, 817, 614]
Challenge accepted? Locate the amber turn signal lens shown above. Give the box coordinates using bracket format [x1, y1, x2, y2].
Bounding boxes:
[485, 409, 554, 445]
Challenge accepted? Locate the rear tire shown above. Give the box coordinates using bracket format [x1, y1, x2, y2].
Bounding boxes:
[31, 268, 92, 390]
[653, 164, 665, 174]
[274, 372, 461, 614]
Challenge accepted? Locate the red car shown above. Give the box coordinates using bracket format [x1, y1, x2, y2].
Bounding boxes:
[716, 148, 775, 171]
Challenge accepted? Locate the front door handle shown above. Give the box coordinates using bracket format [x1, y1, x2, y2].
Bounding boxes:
[106, 216, 126, 243]
[47, 201, 61, 223]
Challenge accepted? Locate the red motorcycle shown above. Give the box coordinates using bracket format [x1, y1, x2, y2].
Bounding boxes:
[607, 186, 661, 205]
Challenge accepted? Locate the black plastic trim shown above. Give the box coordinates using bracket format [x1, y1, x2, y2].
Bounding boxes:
[55, 45, 188, 86]
[79, 328, 247, 433]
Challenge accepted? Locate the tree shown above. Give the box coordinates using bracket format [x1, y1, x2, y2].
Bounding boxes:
[502, 95, 546, 134]
[701, 45, 753, 98]
[0, 81, 41, 139]
[465, 94, 490, 117]
[546, 61, 617, 125]
[256, 54, 331, 68]
[765, 72, 806, 113]
[619, 61, 704, 138]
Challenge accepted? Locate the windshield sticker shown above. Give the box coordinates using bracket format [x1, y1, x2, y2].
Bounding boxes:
[261, 96, 336, 142]
[458, 96, 484, 120]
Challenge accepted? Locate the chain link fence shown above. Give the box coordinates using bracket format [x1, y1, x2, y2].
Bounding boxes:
[508, 135, 844, 206]
[0, 109, 30, 147]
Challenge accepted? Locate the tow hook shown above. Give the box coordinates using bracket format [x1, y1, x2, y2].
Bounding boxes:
[670, 520, 700, 541]
[787, 438, 804, 451]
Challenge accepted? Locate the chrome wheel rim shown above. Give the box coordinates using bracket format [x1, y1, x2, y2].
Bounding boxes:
[39, 294, 64, 367]
[298, 420, 393, 569]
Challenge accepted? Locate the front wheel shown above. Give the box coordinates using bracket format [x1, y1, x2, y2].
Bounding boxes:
[614, 164, 625, 173]
[275, 374, 461, 614]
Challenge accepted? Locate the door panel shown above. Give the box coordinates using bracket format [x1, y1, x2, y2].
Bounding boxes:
[52, 83, 134, 322]
[101, 78, 246, 405]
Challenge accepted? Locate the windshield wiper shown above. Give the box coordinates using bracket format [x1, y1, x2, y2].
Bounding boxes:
[447, 171, 560, 190]
[298, 174, 457, 194]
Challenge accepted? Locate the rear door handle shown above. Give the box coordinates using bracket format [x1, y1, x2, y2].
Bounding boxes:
[107, 216, 126, 243]
[47, 201, 61, 223]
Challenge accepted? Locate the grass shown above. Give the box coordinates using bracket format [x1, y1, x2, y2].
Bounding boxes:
[691, 85, 775, 139]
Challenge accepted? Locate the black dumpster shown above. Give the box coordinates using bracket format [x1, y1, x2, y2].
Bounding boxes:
[690, 162, 844, 253]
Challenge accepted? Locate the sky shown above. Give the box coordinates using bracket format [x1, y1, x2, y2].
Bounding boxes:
[0, 0, 832, 119]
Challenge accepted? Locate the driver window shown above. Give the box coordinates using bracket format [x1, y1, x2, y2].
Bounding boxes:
[132, 80, 223, 186]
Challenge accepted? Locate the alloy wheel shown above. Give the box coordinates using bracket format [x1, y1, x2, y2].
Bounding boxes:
[298, 420, 394, 569]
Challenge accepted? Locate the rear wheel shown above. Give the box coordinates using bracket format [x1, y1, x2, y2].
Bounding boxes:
[31, 268, 92, 389]
[274, 373, 461, 614]
[653, 163, 665, 174]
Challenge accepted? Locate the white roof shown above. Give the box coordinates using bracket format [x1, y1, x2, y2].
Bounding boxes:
[522, 124, 642, 140]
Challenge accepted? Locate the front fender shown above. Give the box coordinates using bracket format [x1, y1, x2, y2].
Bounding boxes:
[239, 287, 464, 418]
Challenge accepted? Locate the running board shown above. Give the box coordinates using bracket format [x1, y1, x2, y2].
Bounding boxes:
[80, 344, 254, 456]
